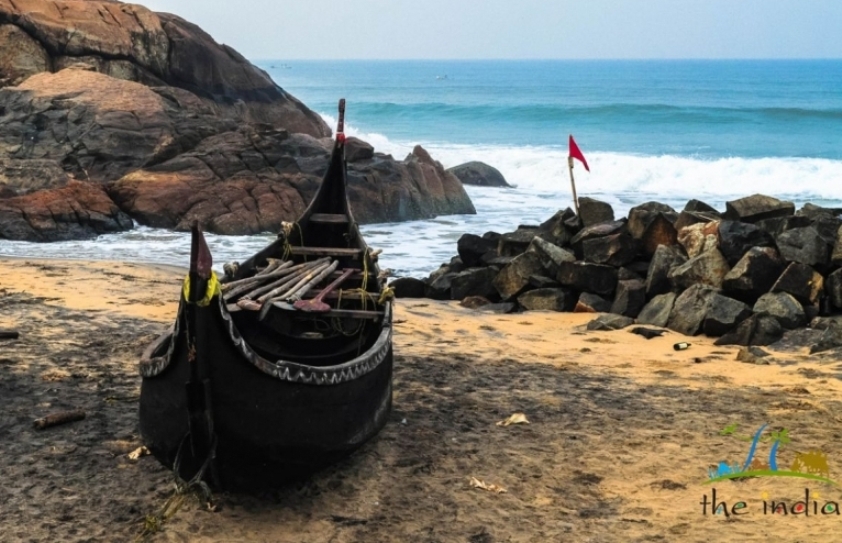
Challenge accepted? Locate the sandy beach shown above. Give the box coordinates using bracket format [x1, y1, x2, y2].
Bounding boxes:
[2, 257, 842, 542]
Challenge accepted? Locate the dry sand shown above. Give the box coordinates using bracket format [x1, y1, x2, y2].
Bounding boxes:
[2, 257, 842, 542]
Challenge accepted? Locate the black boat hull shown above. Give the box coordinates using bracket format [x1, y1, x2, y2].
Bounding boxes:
[139, 297, 392, 490]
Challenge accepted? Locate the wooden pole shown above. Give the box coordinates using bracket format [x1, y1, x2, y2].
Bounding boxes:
[567, 156, 580, 218]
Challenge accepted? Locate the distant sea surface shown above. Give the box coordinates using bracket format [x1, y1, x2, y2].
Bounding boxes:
[3, 60, 842, 277]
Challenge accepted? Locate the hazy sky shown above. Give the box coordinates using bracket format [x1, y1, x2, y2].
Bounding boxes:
[138, 0, 842, 60]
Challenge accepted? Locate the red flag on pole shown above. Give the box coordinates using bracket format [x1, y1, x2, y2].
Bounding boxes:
[568, 135, 590, 172]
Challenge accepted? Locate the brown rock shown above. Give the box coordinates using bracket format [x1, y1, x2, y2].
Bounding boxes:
[0, 180, 131, 241]
[0, 0, 329, 136]
[677, 221, 720, 258]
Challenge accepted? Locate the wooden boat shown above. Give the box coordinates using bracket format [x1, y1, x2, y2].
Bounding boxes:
[138, 100, 393, 491]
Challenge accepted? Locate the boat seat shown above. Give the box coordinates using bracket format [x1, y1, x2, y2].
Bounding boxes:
[309, 213, 349, 224]
[288, 246, 363, 258]
[267, 301, 383, 319]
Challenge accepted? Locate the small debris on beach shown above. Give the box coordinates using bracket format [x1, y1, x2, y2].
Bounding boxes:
[469, 477, 507, 494]
[496, 413, 530, 427]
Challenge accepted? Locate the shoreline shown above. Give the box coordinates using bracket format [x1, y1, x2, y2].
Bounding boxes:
[2, 258, 842, 542]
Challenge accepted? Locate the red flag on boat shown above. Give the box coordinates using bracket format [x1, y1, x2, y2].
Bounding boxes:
[568, 135, 590, 172]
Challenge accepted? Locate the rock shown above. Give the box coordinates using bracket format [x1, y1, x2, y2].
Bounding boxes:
[577, 197, 614, 227]
[684, 199, 720, 214]
[569, 220, 627, 256]
[426, 263, 453, 283]
[721, 246, 786, 303]
[476, 302, 517, 314]
[528, 275, 560, 289]
[831, 225, 842, 267]
[724, 194, 795, 223]
[677, 221, 720, 258]
[667, 248, 730, 290]
[753, 292, 806, 330]
[717, 220, 776, 266]
[482, 255, 515, 268]
[457, 234, 498, 267]
[460, 295, 493, 309]
[0, 1, 330, 136]
[715, 314, 783, 346]
[809, 322, 842, 354]
[446, 161, 511, 187]
[636, 293, 677, 328]
[611, 279, 647, 318]
[754, 216, 800, 238]
[536, 208, 577, 247]
[344, 137, 374, 162]
[771, 262, 824, 305]
[627, 201, 676, 239]
[629, 327, 666, 339]
[581, 233, 638, 267]
[666, 285, 717, 336]
[776, 226, 830, 269]
[526, 237, 576, 277]
[556, 261, 618, 297]
[498, 227, 540, 257]
[586, 314, 634, 331]
[425, 272, 457, 300]
[674, 210, 720, 232]
[702, 294, 752, 336]
[735, 347, 771, 364]
[574, 292, 612, 313]
[109, 133, 477, 234]
[450, 267, 499, 301]
[641, 214, 679, 256]
[826, 269, 842, 310]
[493, 251, 544, 300]
[518, 288, 574, 312]
[2, 69, 227, 191]
[0, 180, 132, 241]
[618, 266, 642, 281]
[0, 23, 50, 87]
[448, 256, 466, 274]
[627, 202, 678, 256]
[389, 277, 426, 298]
[645, 244, 687, 298]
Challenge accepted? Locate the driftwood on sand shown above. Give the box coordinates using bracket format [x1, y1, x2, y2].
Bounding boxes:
[0, 329, 20, 340]
[33, 409, 86, 430]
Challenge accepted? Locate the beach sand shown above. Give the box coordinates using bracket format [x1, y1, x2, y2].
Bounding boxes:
[2, 257, 842, 542]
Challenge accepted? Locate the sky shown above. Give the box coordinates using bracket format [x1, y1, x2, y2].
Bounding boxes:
[138, 0, 842, 60]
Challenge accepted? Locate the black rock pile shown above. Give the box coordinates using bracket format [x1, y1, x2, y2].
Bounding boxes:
[390, 194, 842, 349]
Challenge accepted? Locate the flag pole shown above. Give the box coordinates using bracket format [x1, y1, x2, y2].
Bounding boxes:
[567, 156, 580, 217]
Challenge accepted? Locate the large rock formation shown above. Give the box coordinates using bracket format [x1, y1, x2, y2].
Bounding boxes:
[0, 0, 476, 240]
[0, 0, 328, 135]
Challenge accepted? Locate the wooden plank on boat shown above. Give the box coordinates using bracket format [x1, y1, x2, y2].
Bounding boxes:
[270, 302, 383, 319]
[288, 247, 363, 258]
[327, 270, 376, 279]
[301, 289, 376, 301]
[309, 213, 349, 224]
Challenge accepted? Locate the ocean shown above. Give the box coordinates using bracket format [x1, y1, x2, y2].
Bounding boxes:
[2, 60, 842, 278]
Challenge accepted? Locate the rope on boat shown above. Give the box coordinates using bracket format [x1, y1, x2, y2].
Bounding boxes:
[135, 435, 217, 541]
[280, 221, 304, 261]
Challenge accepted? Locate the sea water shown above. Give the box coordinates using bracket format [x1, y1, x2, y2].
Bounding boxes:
[2, 60, 842, 278]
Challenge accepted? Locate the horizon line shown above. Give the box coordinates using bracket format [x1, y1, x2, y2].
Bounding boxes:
[253, 57, 842, 62]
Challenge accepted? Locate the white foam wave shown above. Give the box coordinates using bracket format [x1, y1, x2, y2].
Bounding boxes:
[319, 111, 842, 210]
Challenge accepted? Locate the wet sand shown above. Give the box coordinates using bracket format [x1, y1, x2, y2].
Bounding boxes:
[2, 257, 842, 542]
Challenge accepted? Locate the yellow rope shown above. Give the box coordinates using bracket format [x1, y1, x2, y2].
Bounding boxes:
[280, 221, 304, 261]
